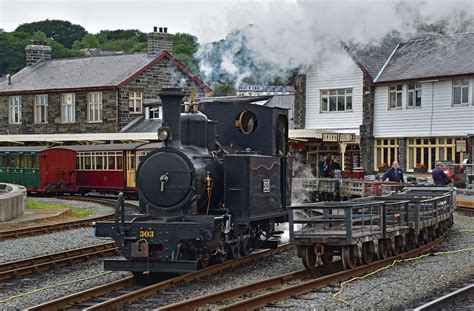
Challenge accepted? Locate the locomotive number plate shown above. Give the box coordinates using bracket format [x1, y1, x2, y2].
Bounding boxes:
[139, 230, 155, 238]
[262, 179, 271, 193]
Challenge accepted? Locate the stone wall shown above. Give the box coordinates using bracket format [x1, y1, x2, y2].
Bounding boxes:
[0, 90, 118, 134]
[293, 74, 306, 129]
[360, 74, 375, 174]
[118, 57, 208, 128]
[25, 45, 52, 66]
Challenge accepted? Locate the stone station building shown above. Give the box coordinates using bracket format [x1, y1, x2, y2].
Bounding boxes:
[0, 27, 211, 142]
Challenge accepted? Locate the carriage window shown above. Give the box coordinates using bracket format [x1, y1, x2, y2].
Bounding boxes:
[85, 155, 92, 170]
[32, 155, 40, 169]
[108, 155, 116, 170]
[96, 153, 104, 170]
[116, 155, 123, 170]
[5, 154, 11, 168]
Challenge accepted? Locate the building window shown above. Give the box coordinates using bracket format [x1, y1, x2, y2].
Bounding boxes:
[453, 79, 469, 105]
[374, 139, 399, 171]
[129, 91, 143, 114]
[389, 85, 402, 109]
[407, 83, 421, 108]
[88, 92, 102, 122]
[320, 88, 353, 112]
[34, 95, 48, 124]
[62, 93, 76, 123]
[9, 96, 22, 124]
[406, 137, 464, 172]
[149, 106, 162, 119]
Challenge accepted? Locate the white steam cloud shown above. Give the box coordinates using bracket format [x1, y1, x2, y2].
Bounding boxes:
[196, 0, 474, 85]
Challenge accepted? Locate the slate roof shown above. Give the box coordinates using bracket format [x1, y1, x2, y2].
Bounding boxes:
[124, 117, 163, 133]
[0, 51, 212, 94]
[375, 32, 474, 83]
[345, 35, 401, 80]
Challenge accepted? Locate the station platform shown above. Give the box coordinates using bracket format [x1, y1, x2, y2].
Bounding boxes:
[0, 208, 70, 229]
[457, 189, 474, 208]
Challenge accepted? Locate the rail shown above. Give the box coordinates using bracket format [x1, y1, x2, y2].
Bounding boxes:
[27, 243, 291, 311]
[0, 242, 117, 281]
[157, 237, 445, 310]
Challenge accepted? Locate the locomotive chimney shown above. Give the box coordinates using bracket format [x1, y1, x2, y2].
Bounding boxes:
[158, 88, 184, 148]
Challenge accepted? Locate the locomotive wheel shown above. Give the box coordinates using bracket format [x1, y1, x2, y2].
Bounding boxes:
[302, 245, 318, 270]
[240, 240, 251, 256]
[377, 240, 388, 259]
[228, 244, 241, 259]
[342, 245, 357, 269]
[213, 240, 227, 263]
[172, 243, 186, 261]
[361, 243, 373, 265]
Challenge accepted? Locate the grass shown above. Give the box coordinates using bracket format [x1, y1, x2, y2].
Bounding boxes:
[27, 199, 72, 209]
[26, 198, 95, 219]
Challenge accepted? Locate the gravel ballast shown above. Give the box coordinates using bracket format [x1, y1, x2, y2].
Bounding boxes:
[0, 258, 130, 309]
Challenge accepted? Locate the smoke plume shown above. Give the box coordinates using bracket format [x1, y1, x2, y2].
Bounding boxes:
[196, 0, 474, 85]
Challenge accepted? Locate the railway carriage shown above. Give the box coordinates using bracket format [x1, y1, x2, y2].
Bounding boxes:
[70, 143, 160, 194]
[0, 146, 77, 193]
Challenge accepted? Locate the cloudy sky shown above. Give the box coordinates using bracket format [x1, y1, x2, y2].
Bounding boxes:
[0, 0, 254, 42]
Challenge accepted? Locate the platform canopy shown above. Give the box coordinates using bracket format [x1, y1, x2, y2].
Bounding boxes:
[0, 132, 157, 146]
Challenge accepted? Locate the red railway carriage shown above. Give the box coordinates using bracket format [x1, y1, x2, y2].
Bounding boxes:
[69, 143, 161, 194]
[0, 146, 77, 193]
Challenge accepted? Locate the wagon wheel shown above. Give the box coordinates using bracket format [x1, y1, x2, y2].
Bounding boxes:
[418, 230, 428, 246]
[342, 245, 358, 269]
[361, 242, 373, 265]
[428, 227, 436, 241]
[436, 225, 444, 237]
[388, 238, 399, 256]
[377, 240, 388, 259]
[302, 245, 318, 270]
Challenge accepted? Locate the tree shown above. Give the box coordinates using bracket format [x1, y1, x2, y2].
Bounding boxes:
[0, 31, 30, 75]
[211, 83, 236, 96]
[172, 33, 200, 76]
[16, 20, 87, 48]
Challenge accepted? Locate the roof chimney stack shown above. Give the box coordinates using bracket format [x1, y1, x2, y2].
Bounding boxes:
[25, 44, 52, 66]
[147, 26, 173, 56]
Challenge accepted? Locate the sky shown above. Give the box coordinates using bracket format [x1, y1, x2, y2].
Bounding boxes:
[0, 0, 258, 43]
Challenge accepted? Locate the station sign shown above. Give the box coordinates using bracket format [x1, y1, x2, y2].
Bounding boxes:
[339, 133, 356, 142]
[456, 139, 466, 152]
[322, 133, 339, 142]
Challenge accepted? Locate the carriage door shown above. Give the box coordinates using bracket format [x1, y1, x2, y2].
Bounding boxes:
[126, 151, 136, 188]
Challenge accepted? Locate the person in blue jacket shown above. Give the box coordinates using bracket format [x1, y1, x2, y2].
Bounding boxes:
[432, 162, 452, 186]
[382, 161, 405, 183]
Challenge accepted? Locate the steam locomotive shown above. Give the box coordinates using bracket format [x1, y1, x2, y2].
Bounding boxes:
[95, 88, 292, 278]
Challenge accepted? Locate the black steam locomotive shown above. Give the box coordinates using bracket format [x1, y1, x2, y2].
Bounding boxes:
[95, 88, 292, 278]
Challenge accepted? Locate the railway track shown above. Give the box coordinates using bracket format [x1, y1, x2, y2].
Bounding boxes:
[0, 196, 137, 240]
[158, 237, 446, 310]
[413, 283, 474, 310]
[0, 242, 117, 281]
[456, 205, 474, 216]
[27, 243, 291, 311]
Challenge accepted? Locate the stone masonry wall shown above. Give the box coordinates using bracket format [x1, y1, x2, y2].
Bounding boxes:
[360, 73, 375, 174]
[0, 90, 117, 134]
[118, 57, 208, 128]
[293, 74, 306, 129]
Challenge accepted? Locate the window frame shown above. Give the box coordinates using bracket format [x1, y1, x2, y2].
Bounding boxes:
[61, 93, 76, 123]
[452, 79, 470, 106]
[320, 88, 353, 113]
[88, 92, 103, 123]
[8, 96, 22, 124]
[388, 85, 403, 110]
[129, 91, 143, 114]
[34, 94, 48, 124]
[407, 83, 422, 108]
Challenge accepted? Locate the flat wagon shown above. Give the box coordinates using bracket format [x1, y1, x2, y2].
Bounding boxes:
[289, 187, 455, 269]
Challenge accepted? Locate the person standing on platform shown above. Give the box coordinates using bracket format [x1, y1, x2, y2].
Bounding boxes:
[382, 161, 405, 183]
[321, 155, 334, 178]
[432, 162, 453, 186]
